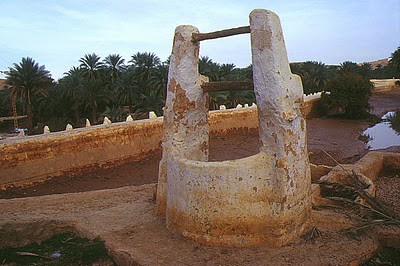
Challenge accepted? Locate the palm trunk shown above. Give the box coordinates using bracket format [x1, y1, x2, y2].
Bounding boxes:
[75, 109, 80, 126]
[91, 102, 97, 125]
[26, 102, 33, 133]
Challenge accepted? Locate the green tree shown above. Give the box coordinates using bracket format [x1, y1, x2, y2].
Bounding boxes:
[35, 83, 73, 131]
[321, 72, 373, 119]
[149, 63, 168, 101]
[129, 52, 161, 93]
[357, 63, 373, 79]
[101, 106, 123, 122]
[114, 70, 139, 113]
[128, 52, 165, 116]
[293, 61, 328, 94]
[103, 54, 125, 83]
[386, 111, 400, 135]
[79, 53, 104, 81]
[219, 63, 236, 81]
[134, 89, 165, 117]
[372, 64, 384, 79]
[198, 56, 220, 81]
[5, 57, 53, 132]
[57, 67, 85, 124]
[389, 46, 400, 74]
[77, 80, 113, 124]
[339, 61, 359, 75]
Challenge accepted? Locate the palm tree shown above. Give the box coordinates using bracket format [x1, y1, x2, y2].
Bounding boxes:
[219, 63, 236, 81]
[0, 88, 11, 118]
[101, 106, 123, 122]
[291, 61, 328, 94]
[133, 87, 165, 117]
[389, 46, 400, 73]
[103, 54, 125, 83]
[129, 52, 161, 69]
[358, 63, 373, 79]
[114, 70, 139, 113]
[79, 53, 104, 81]
[149, 63, 168, 100]
[75, 79, 114, 124]
[339, 61, 359, 75]
[304, 61, 328, 94]
[36, 83, 73, 131]
[5, 57, 53, 132]
[58, 67, 85, 124]
[198, 56, 220, 81]
[129, 52, 161, 93]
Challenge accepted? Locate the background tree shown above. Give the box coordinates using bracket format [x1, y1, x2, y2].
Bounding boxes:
[79, 53, 104, 81]
[320, 72, 373, 119]
[198, 56, 220, 81]
[114, 69, 139, 113]
[57, 67, 86, 125]
[4, 57, 53, 132]
[389, 46, 400, 75]
[358, 63, 373, 79]
[129, 52, 160, 92]
[339, 61, 359, 76]
[291, 61, 328, 94]
[103, 54, 125, 83]
[386, 111, 400, 135]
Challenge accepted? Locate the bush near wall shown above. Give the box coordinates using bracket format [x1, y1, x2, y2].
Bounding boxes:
[317, 73, 373, 119]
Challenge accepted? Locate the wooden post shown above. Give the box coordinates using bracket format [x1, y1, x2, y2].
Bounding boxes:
[201, 80, 254, 92]
[192, 26, 250, 42]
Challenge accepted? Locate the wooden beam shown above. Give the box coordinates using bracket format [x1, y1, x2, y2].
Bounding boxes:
[201, 81, 254, 92]
[0, 115, 27, 122]
[192, 26, 250, 42]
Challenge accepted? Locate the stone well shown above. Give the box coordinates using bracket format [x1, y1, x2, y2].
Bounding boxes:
[156, 9, 312, 247]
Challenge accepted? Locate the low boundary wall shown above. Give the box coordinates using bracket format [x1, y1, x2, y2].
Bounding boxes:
[0, 97, 319, 188]
[371, 79, 399, 89]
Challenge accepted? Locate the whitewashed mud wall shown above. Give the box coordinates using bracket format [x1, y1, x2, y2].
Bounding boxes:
[0, 98, 318, 189]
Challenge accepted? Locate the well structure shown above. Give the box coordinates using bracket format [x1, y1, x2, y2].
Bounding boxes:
[156, 9, 312, 247]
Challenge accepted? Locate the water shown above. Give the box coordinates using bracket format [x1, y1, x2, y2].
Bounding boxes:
[363, 111, 400, 150]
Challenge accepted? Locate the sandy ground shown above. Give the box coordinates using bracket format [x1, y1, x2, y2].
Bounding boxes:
[0, 119, 370, 199]
[1, 88, 400, 199]
[0, 184, 388, 266]
[0, 87, 400, 265]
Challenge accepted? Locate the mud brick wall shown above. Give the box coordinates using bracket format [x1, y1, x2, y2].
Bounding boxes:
[0, 99, 317, 189]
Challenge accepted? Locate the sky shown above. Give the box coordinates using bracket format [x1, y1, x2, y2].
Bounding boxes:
[0, 0, 399, 80]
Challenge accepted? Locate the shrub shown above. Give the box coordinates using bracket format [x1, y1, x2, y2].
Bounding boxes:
[319, 73, 373, 119]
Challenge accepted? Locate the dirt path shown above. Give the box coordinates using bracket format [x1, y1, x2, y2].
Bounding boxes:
[1, 87, 400, 199]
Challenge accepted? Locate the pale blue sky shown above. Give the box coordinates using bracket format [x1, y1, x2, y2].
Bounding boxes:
[0, 0, 399, 80]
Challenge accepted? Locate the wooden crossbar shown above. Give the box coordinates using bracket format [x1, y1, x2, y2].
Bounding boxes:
[192, 26, 250, 42]
[0, 115, 27, 122]
[201, 81, 254, 92]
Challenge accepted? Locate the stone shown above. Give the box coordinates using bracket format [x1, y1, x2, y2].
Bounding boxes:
[43, 126, 50, 134]
[85, 119, 91, 127]
[65, 124, 73, 131]
[103, 117, 112, 125]
[219, 105, 226, 110]
[149, 111, 157, 119]
[126, 115, 133, 122]
[236, 104, 243, 108]
[18, 129, 25, 137]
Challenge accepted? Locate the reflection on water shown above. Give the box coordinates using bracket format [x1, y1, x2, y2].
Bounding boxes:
[363, 111, 400, 150]
[386, 111, 400, 134]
